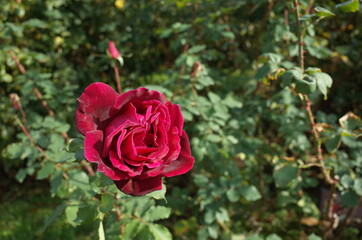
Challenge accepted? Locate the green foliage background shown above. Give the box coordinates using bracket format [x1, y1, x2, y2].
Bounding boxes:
[1, 0, 362, 239]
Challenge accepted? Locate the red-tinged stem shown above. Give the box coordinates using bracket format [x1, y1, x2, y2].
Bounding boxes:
[113, 63, 122, 94]
[15, 116, 50, 161]
[293, 3, 337, 234]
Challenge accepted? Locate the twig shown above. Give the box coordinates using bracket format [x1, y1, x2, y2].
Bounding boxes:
[15, 116, 51, 161]
[113, 63, 122, 94]
[324, 183, 336, 220]
[7, 50, 26, 74]
[293, 2, 337, 236]
[33, 87, 55, 116]
[81, 160, 95, 176]
[114, 193, 122, 221]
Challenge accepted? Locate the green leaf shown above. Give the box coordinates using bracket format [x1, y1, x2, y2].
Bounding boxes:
[75, 204, 98, 225]
[266, 233, 282, 240]
[54, 151, 76, 163]
[221, 31, 235, 39]
[341, 191, 360, 207]
[146, 184, 167, 201]
[308, 233, 322, 240]
[204, 209, 215, 224]
[325, 134, 341, 153]
[207, 225, 218, 239]
[226, 187, 240, 202]
[123, 219, 141, 239]
[188, 45, 206, 54]
[143, 206, 171, 222]
[215, 208, 230, 223]
[246, 234, 264, 240]
[68, 169, 90, 192]
[240, 185, 261, 201]
[206, 134, 221, 143]
[6, 143, 23, 159]
[15, 168, 27, 183]
[274, 165, 298, 187]
[341, 175, 354, 189]
[50, 169, 63, 196]
[23, 19, 47, 28]
[353, 178, 362, 196]
[277, 191, 296, 207]
[100, 193, 114, 213]
[261, 53, 283, 64]
[208, 92, 221, 103]
[223, 95, 242, 108]
[194, 174, 209, 187]
[149, 224, 173, 240]
[281, 67, 302, 87]
[65, 204, 79, 226]
[314, 7, 335, 17]
[335, 0, 360, 13]
[36, 163, 55, 180]
[309, 72, 333, 97]
[305, 67, 321, 74]
[41, 201, 67, 232]
[295, 75, 316, 94]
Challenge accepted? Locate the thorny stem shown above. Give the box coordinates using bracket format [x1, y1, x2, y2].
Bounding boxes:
[113, 63, 122, 94]
[293, 0, 337, 229]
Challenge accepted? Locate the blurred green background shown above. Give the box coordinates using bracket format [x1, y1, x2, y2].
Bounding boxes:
[1, 0, 362, 239]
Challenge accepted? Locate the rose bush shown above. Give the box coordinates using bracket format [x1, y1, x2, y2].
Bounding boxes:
[75, 83, 194, 196]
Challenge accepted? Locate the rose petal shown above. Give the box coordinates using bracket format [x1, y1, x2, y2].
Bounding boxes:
[109, 151, 143, 177]
[167, 102, 184, 136]
[75, 109, 97, 136]
[114, 88, 167, 111]
[76, 82, 119, 135]
[97, 161, 128, 181]
[84, 130, 104, 163]
[102, 121, 138, 158]
[114, 176, 163, 196]
[142, 127, 181, 178]
[161, 130, 194, 177]
[84, 130, 128, 180]
[105, 103, 139, 138]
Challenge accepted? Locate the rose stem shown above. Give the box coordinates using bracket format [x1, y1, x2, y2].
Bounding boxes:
[113, 63, 122, 94]
[8, 50, 94, 176]
[293, 0, 337, 231]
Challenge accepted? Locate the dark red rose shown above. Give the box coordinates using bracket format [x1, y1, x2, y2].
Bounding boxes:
[75, 83, 194, 196]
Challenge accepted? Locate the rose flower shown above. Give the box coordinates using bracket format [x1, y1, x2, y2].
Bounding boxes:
[75, 83, 194, 196]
